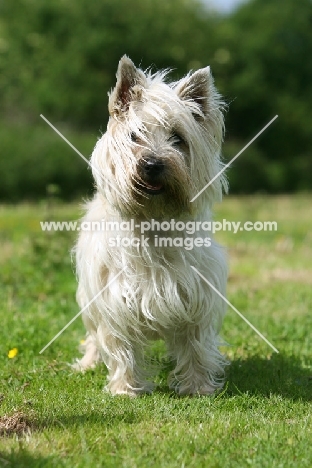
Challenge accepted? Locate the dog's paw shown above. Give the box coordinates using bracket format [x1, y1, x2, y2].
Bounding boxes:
[170, 381, 218, 396]
[71, 358, 97, 372]
[105, 381, 155, 397]
[196, 384, 217, 395]
[72, 335, 101, 371]
[113, 388, 139, 398]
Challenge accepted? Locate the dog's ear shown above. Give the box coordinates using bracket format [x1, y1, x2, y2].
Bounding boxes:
[109, 55, 146, 117]
[175, 67, 213, 118]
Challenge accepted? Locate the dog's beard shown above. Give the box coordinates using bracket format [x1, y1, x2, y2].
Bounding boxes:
[131, 159, 192, 218]
[131, 185, 190, 219]
[105, 176, 192, 219]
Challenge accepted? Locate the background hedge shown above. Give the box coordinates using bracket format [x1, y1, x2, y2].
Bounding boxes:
[1, 0, 311, 200]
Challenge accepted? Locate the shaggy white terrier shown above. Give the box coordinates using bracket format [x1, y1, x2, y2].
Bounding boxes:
[74, 56, 228, 396]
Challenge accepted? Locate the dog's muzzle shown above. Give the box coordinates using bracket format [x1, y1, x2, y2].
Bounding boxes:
[136, 156, 165, 195]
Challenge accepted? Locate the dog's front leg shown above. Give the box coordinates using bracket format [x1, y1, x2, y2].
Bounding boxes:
[99, 329, 154, 396]
[166, 324, 227, 395]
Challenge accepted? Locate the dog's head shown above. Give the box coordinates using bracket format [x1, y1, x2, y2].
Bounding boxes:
[91, 55, 227, 218]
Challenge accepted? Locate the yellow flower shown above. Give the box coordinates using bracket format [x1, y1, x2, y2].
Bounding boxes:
[8, 348, 18, 359]
[80, 339, 85, 345]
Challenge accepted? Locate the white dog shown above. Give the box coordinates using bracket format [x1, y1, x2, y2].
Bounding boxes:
[74, 56, 228, 396]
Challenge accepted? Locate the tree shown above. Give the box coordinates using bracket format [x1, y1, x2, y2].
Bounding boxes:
[0, 0, 216, 128]
[213, 0, 312, 191]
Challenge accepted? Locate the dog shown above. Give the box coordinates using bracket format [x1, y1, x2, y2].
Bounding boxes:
[73, 55, 228, 396]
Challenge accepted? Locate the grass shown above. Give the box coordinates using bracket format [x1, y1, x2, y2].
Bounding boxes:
[0, 195, 311, 467]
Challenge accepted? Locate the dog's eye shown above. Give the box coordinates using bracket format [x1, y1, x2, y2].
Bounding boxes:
[169, 133, 185, 146]
[130, 132, 139, 143]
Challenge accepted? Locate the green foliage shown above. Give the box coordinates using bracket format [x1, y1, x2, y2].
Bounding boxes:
[215, 0, 312, 192]
[0, 0, 311, 199]
[0, 0, 212, 127]
[0, 120, 94, 201]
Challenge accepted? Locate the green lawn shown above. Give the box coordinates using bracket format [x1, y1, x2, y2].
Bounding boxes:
[0, 196, 311, 467]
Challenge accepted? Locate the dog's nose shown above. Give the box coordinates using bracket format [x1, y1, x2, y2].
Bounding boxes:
[140, 156, 164, 177]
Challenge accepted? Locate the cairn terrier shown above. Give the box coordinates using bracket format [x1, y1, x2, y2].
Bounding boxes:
[74, 55, 228, 395]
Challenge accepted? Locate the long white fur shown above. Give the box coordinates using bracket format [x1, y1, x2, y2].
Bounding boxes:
[74, 56, 228, 396]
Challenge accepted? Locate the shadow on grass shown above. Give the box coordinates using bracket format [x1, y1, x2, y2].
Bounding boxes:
[33, 353, 311, 434]
[0, 450, 63, 468]
[37, 398, 146, 432]
[226, 352, 312, 401]
[145, 352, 312, 401]
[6, 353, 309, 438]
